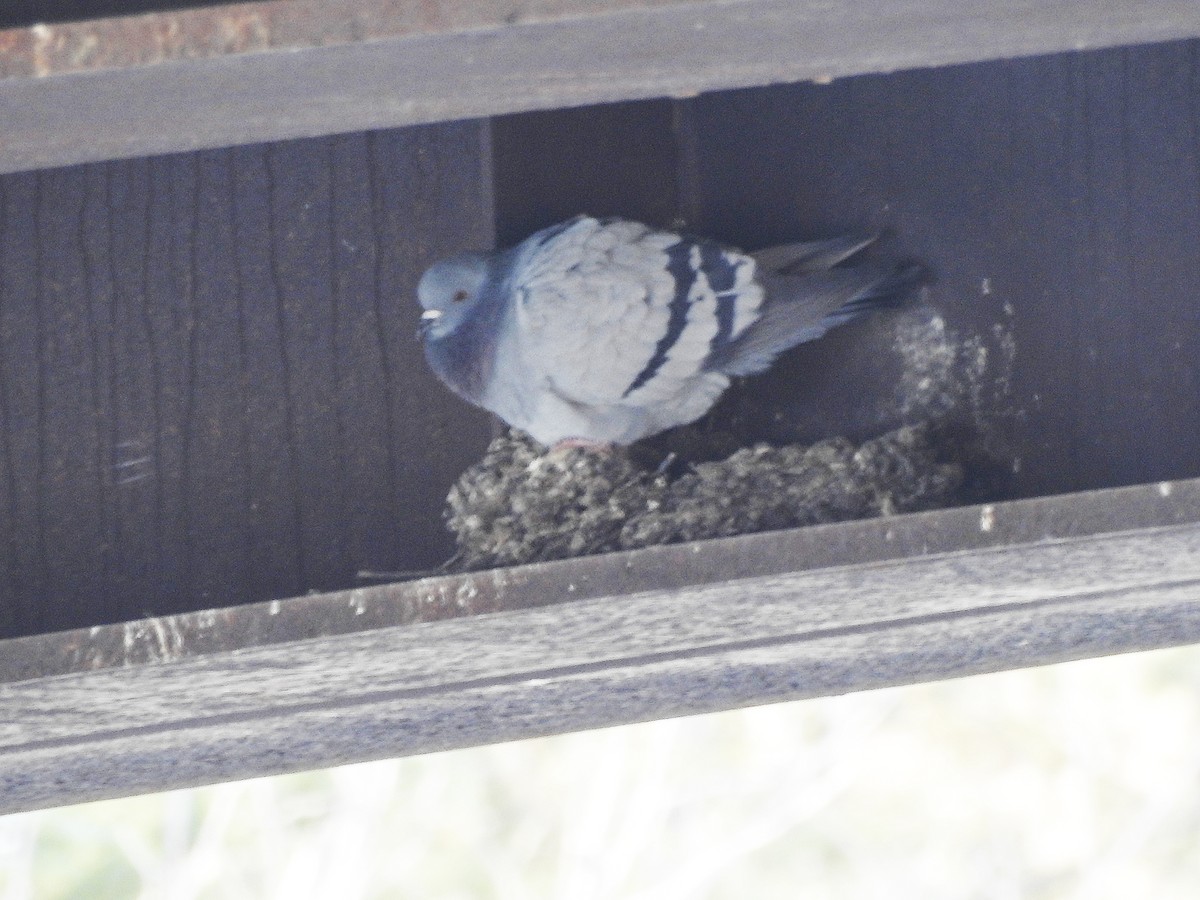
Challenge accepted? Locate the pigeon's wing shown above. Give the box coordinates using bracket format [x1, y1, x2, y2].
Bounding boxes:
[512, 217, 765, 407]
[751, 235, 876, 275]
[709, 263, 924, 377]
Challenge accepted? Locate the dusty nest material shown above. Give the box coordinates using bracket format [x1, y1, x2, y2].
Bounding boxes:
[445, 425, 962, 571]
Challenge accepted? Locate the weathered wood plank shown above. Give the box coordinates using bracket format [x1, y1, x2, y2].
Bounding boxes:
[9, 476, 1200, 682]
[3, 0, 1200, 173]
[2, 478, 1200, 812]
[7, 520, 1200, 747]
[0, 123, 493, 638]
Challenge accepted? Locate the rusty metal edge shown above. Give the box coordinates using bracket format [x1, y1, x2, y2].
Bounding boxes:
[3, 475, 1199, 685]
[3, 0, 1200, 173]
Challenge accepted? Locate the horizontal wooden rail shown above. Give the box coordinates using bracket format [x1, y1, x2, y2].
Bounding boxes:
[3, 0, 1200, 173]
[3, 476, 1200, 812]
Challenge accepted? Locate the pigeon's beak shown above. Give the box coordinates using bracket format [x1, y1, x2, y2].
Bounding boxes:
[417, 308, 442, 339]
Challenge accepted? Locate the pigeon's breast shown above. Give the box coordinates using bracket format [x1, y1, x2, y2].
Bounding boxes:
[423, 306, 503, 406]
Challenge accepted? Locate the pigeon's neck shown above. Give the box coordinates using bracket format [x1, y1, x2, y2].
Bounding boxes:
[424, 271, 509, 404]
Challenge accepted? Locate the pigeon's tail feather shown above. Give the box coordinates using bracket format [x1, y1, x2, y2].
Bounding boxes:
[814, 262, 925, 329]
[751, 235, 877, 275]
[711, 262, 924, 377]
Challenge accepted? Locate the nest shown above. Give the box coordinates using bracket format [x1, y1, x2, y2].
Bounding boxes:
[445, 424, 962, 571]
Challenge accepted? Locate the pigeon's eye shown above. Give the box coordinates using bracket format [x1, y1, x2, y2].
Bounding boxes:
[452, 289, 469, 303]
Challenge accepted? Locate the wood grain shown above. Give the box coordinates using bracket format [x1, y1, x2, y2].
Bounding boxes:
[0, 123, 494, 637]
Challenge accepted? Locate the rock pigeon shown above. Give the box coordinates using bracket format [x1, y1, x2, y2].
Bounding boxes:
[418, 215, 920, 447]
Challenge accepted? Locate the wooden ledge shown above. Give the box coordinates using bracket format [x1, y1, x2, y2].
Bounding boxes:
[4, 476, 1200, 812]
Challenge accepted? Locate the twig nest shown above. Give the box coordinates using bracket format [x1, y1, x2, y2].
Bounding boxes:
[446, 425, 962, 571]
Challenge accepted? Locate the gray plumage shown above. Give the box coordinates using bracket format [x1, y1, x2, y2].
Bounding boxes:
[418, 215, 919, 447]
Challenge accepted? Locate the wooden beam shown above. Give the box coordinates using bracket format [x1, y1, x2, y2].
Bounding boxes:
[4, 476, 1200, 812]
[3, 0, 1200, 173]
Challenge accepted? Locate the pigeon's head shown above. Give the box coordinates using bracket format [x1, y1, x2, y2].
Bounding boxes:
[417, 253, 490, 340]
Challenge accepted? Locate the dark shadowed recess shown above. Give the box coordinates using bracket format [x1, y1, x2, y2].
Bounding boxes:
[1, 38, 1200, 640]
[0, 1, 229, 28]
